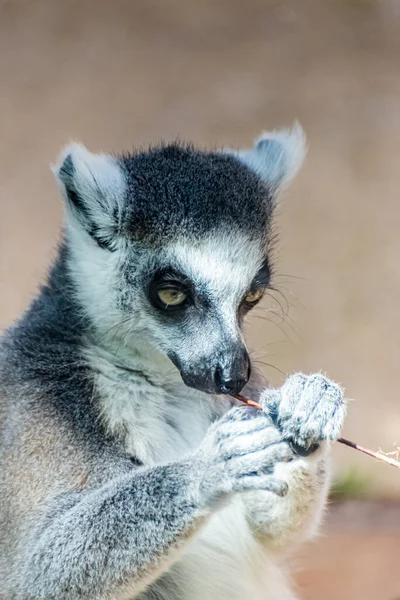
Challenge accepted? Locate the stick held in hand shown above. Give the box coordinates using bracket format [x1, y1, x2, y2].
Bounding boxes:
[231, 393, 400, 470]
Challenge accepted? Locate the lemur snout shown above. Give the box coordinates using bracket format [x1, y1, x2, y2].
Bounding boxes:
[178, 346, 251, 395]
[213, 350, 251, 395]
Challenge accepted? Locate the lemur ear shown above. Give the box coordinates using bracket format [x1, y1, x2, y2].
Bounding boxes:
[52, 143, 126, 250]
[234, 123, 307, 194]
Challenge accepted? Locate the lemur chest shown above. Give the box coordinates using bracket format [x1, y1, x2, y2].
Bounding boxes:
[93, 361, 228, 465]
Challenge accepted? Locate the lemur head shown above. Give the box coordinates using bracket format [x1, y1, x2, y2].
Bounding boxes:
[54, 126, 306, 395]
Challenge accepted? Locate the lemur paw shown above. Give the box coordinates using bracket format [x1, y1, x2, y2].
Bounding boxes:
[197, 406, 294, 503]
[260, 373, 346, 456]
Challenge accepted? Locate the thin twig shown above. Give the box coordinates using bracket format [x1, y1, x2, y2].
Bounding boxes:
[231, 393, 400, 470]
[337, 437, 400, 469]
[231, 393, 263, 410]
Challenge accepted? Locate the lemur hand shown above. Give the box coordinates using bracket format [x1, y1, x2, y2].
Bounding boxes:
[260, 373, 346, 456]
[196, 406, 293, 504]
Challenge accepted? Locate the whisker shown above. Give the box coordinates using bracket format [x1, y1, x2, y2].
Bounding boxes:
[254, 310, 302, 343]
[272, 283, 307, 311]
[96, 316, 133, 346]
[267, 287, 290, 316]
[251, 314, 295, 344]
[251, 350, 278, 361]
[273, 273, 307, 282]
[112, 321, 135, 360]
[251, 359, 287, 377]
[159, 367, 179, 385]
[249, 340, 289, 352]
[261, 293, 302, 338]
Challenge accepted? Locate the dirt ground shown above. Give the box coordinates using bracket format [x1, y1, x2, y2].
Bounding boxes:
[1, 0, 400, 597]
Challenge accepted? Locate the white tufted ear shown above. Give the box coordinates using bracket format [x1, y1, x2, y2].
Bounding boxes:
[52, 143, 126, 250]
[234, 123, 307, 192]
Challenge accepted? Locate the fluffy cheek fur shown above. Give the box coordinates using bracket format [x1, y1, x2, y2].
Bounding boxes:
[66, 221, 164, 357]
[66, 218, 129, 334]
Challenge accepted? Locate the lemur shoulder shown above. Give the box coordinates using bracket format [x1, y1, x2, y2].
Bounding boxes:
[0, 125, 346, 600]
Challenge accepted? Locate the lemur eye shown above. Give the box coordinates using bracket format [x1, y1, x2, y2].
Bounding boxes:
[244, 288, 265, 304]
[157, 288, 187, 307]
[148, 269, 193, 313]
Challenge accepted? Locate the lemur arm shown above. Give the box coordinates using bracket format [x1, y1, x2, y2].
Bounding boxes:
[18, 461, 211, 600]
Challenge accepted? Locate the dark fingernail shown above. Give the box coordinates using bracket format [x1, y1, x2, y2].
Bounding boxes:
[289, 440, 320, 457]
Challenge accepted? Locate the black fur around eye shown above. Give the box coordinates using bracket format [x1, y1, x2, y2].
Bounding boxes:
[239, 259, 271, 314]
[148, 270, 194, 313]
[253, 259, 271, 288]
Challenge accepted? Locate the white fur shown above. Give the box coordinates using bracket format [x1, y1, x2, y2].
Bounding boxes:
[66, 222, 123, 331]
[175, 499, 298, 600]
[53, 142, 126, 248]
[233, 123, 307, 191]
[86, 344, 226, 465]
[169, 232, 265, 347]
[171, 232, 264, 299]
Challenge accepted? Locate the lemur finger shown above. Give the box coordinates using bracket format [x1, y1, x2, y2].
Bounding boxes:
[216, 412, 274, 440]
[289, 375, 344, 428]
[320, 387, 346, 440]
[278, 374, 346, 446]
[259, 389, 281, 415]
[279, 375, 329, 426]
[228, 443, 293, 477]
[233, 475, 289, 497]
[278, 373, 308, 420]
[219, 427, 283, 459]
[218, 405, 260, 425]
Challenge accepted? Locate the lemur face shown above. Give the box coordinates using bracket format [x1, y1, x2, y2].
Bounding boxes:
[55, 128, 306, 394]
[133, 233, 271, 394]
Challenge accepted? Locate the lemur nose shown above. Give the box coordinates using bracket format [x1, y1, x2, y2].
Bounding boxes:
[214, 356, 251, 395]
[217, 377, 246, 395]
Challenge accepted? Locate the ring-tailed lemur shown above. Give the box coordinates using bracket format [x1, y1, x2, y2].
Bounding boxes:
[0, 125, 345, 600]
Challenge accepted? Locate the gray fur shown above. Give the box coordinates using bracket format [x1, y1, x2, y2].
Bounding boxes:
[0, 130, 345, 600]
[262, 373, 346, 449]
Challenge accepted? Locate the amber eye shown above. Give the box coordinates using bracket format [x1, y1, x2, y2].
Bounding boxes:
[157, 288, 187, 306]
[244, 288, 265, 304]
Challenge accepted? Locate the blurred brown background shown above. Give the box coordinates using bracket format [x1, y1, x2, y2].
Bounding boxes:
[1, 0, 400, 598]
